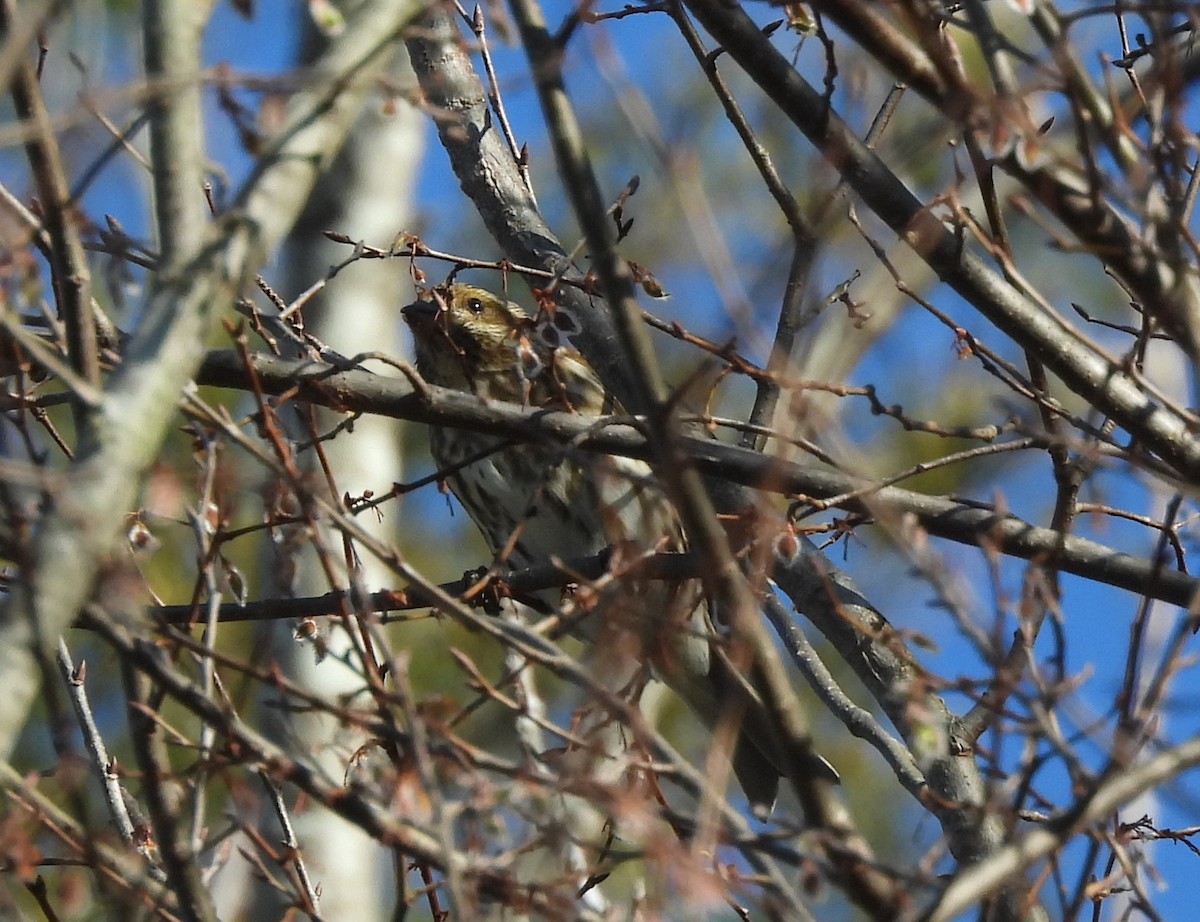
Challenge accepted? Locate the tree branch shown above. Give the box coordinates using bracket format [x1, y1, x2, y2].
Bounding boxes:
[0, 0, 425, 759]
[197, 347, 1199, 608]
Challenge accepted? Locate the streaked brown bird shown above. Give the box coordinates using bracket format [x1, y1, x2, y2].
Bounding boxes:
[403, 282, 835, 811]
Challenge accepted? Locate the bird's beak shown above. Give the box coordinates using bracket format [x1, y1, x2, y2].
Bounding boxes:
[401, 297, 439, 322]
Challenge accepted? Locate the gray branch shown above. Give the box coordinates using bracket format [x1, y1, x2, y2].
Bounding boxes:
[0, 0, 425, 759]
[196, 348, 1198, 608]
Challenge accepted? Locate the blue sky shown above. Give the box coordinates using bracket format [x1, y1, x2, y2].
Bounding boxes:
[6, 1, 1200, 917]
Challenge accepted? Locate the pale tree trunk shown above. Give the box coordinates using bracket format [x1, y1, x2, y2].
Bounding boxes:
[215, 14, 425, 921]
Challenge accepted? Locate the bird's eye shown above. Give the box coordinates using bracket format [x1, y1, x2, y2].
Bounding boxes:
[467, 297, 484, 314]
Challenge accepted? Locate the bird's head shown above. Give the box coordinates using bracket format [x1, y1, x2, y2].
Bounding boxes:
[402, 282, 607, 412]
[402, 283, 536, 395]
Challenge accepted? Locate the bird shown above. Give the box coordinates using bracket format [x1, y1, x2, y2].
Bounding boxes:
[402, 282, 836, 812]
